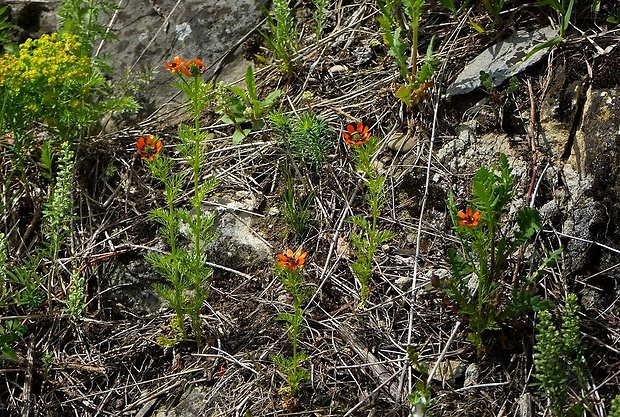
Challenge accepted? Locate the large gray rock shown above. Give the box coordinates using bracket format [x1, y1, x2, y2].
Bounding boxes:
[6, 0, 264, 123]
[100, 0, 263, 122]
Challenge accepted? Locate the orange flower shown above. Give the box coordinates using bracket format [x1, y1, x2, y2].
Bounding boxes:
[277, 248, 308, 271]
[343, 122, 371, 146]
[165, 56, 206, 77]
[164, 56, 184, 74]
[136, 135, 163, 161]
[457, 208, 481, 227]
[181, 58, 206, 76]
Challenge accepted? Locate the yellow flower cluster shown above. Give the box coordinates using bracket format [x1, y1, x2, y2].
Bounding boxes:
[0, 32, 102, 129]
[1, 33, 91, 89]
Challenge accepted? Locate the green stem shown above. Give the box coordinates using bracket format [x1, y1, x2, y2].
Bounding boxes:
[410, 11, 419, 83]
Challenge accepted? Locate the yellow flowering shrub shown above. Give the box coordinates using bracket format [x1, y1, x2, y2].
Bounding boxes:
[0, 32, 135, 139]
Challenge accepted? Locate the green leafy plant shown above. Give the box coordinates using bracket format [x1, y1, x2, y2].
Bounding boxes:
[344, 123, 395, 306]
[312, 0, 329, 44]
[0, 6, 16, 54]
[526, 0, 575, 59]
[0, 319, 26, 363]
[0, 233, 27, 363]
[42, 351, 55, 379]
[144, 57, 217, 347]
[273, 248, 312, 398]
[533, 294, 589, 416]
[538, 0, 574, 38]
[482, 0, 506, 26]
[377, 0, 438, 107]
[0, 32, 136, 141]
[271, 112, 335, 169]
[215, 65, 282, 144]
[606, 6, 620, 24]
[58, 0, 120, 52]
[260, 0, 299, 73]
[609, 395, 620, 417]
[407, 349, 434, 417]
[442, 154, 561, 354]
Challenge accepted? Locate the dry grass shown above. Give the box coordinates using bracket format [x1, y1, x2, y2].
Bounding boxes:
[2, 1, 620, 416]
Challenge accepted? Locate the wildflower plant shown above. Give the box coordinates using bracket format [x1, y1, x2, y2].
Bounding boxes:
[260, 0, 299, 73]
[143, 57, 217, 347]
[345, 123, 395, 306]
[215, 65, 282, 144]
[443, 154, 560, 353]
[273, 248, 312, 398]
[377, 0, 438, 106]
[533, 294, 589, 416]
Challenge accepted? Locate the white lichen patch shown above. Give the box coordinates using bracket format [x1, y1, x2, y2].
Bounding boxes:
[175, 22, 192, 42]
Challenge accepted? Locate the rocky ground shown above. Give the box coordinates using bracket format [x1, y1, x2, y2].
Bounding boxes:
[2, 0, 620, 416]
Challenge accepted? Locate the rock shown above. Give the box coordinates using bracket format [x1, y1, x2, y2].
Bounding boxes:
[155, 386, 206, 417]
[464, 363, 479, 387]
[99, 0, 263, 123]
[430, 359, 466, 386]
[387, 131, 417, 153]
[447, 26, 557, 96]
[328, 64, 348, 75]
[206, 195, 272, 271]
[353, 45, 373, 66]
[103, 259, 165, 315]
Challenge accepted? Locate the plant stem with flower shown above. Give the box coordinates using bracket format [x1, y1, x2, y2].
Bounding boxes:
[143, 57, 217, 347]
[441, 154, 561, 355]
[344, 123, 395, 306]
[273, 248, 312, 398]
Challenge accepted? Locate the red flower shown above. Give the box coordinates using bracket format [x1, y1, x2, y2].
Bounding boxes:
[277, 248, 308, 271]
[343, 122, 371, 146]
[136, 135, 163, 161]
[164, 56, 206, 77]
[457, 208, 481, 227]
[164, 56, 184, 74]
[182, 58, 206, 76]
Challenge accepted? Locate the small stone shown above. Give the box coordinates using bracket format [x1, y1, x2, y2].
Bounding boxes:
[353, 46, 373, 66]
[464, 363, 479, 387]
[431, 359, 466, 386]
[328, 64, 348, 75]
[387, 132, 417, 153]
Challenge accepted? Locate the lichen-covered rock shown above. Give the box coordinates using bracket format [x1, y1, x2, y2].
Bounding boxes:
[100, 0, 263, 122]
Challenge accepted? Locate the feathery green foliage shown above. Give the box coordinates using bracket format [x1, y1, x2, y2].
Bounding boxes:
[534, 294, 589, 416]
